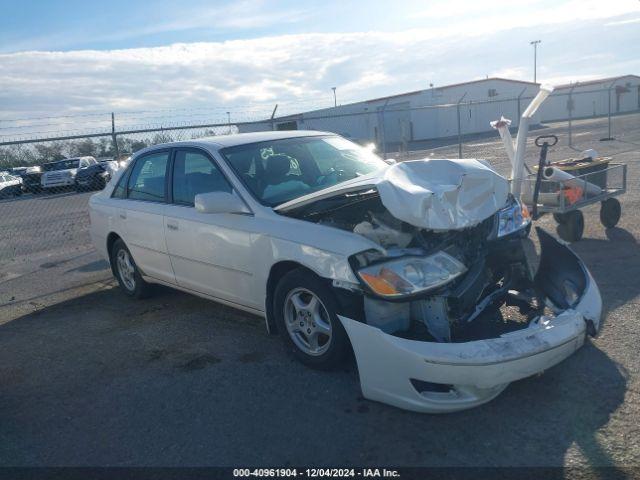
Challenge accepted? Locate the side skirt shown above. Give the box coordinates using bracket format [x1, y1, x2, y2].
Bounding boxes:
[141, 274, 267, 320]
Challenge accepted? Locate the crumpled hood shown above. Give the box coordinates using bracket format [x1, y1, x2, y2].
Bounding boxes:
[277, 158, 509, 231]
[376, 159, 509, 231]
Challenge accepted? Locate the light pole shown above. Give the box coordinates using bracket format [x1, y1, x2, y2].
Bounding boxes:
[331, 87, 337, 107]
[226, 111, 231, 125]
[530, 40, 541, 83]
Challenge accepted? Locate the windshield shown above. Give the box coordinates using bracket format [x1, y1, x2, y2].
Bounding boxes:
[220, 135, 387, 206]
[44, 159, 80, 171]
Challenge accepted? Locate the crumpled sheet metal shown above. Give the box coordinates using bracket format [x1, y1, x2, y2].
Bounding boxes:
[375, 159, 509, 231]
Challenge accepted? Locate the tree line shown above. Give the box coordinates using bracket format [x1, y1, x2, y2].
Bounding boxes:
[0, 129, 219, 169]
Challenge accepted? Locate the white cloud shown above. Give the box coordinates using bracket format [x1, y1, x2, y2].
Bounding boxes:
[605, 16, 640, 26]
[410, 0, 640, 37]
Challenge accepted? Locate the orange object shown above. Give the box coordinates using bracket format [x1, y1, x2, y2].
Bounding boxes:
[562, 186, 584, 205]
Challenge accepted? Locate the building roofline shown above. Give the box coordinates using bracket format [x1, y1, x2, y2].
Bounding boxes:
[363, 77, 539, 104]
[554, 74, 640, 89]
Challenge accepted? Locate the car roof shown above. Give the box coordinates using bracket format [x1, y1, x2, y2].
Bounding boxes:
[140, 130, 333, 153]
[44, 156, 94, 165]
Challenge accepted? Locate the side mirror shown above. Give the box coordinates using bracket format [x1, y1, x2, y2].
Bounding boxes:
[194, 191, 251, 215]
[384, 158, 397, 165]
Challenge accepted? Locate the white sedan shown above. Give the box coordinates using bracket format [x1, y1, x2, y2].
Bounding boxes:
[89, 131, 602, 413]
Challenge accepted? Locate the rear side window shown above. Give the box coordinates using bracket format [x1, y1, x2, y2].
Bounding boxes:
[127, 152, 169, 202]
[112, 172, 127, 198]
[172, 150, 232, 206]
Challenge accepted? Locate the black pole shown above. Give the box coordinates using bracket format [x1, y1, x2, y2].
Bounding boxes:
[111, 112, 119, 159]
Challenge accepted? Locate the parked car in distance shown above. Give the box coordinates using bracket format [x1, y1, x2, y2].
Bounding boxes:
[10, 167, 27, 176]
[0, 173, 23, 197]
[41, 156, 97, 192]
[15, 166, 43, 193]
[89, 131, 602, 413]
[75, 160, 118, 191]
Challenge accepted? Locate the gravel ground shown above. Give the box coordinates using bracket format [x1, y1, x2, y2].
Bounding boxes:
[0, 113, 638, 468]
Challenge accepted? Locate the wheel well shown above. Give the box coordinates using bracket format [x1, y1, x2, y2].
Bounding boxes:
[266, 261, 317, 334]
[265, 261, 364, 334]
[106, 232, 122, 275]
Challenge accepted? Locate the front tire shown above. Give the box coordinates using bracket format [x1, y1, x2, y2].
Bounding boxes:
[111, 239, 152, 299]
[274, 269, 350, 370]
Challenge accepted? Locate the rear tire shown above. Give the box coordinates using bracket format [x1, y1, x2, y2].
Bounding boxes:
[600, 198, 621, 229]
[553, 212, 569, 224]
[556, 210, 584, 243]
[110, 239, 153, 299]
[274, 269, 350, 370]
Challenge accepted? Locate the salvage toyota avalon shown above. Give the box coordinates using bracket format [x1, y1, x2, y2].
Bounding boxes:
[89, 130, 602, 413]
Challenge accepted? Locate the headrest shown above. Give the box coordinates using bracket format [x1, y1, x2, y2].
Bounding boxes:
[265, 154, 291, 178]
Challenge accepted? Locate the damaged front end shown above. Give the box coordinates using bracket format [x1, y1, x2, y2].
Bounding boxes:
[341, 227, 601, 413]
[281, 159, 602, 413]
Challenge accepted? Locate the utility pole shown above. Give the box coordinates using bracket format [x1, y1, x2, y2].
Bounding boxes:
[111, 112, 119, 159]
[530, 40, 541, 83]
[332, 87, 337, 108]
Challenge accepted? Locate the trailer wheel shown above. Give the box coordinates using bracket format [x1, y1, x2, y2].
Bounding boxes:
[557, 210, 584, 243]
[600, 198, 621, 229]
[553, 212, 569, 224]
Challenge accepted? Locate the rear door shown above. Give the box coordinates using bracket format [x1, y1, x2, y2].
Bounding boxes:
[163, 148, 258, 308]
[115, 150, 175, 284]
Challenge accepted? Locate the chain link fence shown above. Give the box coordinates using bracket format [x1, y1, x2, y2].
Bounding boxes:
[1, 85, 638, 270]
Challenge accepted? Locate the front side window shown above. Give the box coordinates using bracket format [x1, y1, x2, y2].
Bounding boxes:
[172, 150, 232, 206]
[220, 135, 386, 207]
[44, 159, 81, 171]
[127, 152, 169, 202]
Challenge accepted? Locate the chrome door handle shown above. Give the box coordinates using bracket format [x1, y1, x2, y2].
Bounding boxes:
[167, 222, 179, 231]
[119, 211, 127, 219]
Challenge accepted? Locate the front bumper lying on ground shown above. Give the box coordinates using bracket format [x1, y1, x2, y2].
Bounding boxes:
[339, 229, 602, 413]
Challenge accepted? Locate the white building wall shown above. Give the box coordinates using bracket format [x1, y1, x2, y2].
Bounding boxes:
[240, 75, 638, 145]
[539, 75, 640, 121]
[296, 103, 377, 143]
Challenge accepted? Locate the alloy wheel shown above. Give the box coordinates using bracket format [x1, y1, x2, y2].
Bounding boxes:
[283, 287, 332, 356]
[116, 249, 136, 291]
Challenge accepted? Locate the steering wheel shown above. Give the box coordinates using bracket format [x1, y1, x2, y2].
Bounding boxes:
[316, 169, 347, 186]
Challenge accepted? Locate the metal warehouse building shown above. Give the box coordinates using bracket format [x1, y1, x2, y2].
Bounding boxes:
[538, 75, 640, 122]
[239, 74, 639, 147]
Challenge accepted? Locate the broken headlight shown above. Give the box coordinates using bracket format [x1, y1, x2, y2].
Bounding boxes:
[495, 198, 531, 238]
[356, 252, 467, 298]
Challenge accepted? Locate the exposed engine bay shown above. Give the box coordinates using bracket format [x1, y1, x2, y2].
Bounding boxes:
[283, 187, 542, 344]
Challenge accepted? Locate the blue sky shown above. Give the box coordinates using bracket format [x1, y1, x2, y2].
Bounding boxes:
[3, 0, 497, 52]
[0, 0, 639, 122]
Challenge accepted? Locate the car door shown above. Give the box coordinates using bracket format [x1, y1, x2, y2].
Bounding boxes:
[115, 150, 175, 284]
[163, 148, 258, 308]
